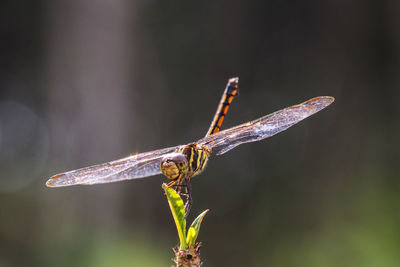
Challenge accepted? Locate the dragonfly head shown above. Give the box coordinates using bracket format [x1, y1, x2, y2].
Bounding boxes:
[161, 153, 189, 180]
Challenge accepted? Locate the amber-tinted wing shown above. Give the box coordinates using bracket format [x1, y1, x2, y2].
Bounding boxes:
[46, 145, 181, 187]
[197, 96, 334, 155]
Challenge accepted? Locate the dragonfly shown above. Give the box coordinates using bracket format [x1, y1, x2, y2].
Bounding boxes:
[46, 77, 334, 215]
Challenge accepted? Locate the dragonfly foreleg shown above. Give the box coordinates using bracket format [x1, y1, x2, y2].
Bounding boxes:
[166, 180, 178, 188]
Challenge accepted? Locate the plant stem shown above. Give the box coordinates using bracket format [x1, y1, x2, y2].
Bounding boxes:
[174, 243, 202, 267]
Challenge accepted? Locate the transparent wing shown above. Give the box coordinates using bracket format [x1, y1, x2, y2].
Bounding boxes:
[198, 96, 334, 155]
[46, 145, 182, 187]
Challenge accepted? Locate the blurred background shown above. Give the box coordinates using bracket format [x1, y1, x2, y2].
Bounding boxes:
[0, 0, 399, 266]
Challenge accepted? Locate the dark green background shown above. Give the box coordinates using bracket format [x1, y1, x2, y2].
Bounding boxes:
[0, 1, 399, 266]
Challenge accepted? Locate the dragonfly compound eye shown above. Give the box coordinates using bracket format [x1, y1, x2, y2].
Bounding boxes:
[160, 153, 188, 180]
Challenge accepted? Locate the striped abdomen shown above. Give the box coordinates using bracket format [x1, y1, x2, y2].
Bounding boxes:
[180, 143, 211, 178]
[205, 77, 239, 136]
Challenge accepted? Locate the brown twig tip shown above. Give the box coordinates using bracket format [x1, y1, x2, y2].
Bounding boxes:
[173, 243, 202, 267]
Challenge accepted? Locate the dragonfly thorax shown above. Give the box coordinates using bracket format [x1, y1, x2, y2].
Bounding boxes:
[160, 153, 189, 181]
[180, 143, 211, 178]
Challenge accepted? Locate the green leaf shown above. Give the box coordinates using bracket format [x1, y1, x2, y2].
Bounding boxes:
[186, 209, 209, 248]
[162, 183, 187, 250]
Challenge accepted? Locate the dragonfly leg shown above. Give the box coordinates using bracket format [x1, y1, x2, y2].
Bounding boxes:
[167, 180, 177, 187]
[184, 180, 192, 219]
[168, 180, 187, 197]
[176, 180, 184, 194]
[171, 183, 188, 190]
